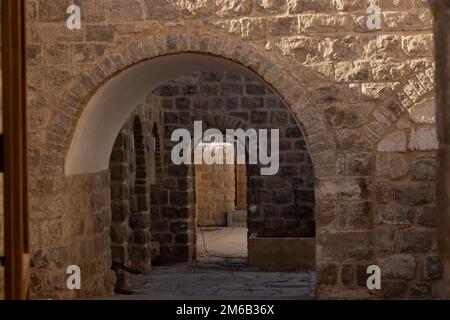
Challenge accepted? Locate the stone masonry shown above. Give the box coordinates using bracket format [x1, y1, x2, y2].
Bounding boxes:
[153, 71, 316, 239]
[195, 162, 237, 227]
[0, 0, 445, 299]
[109, 96, 163, 291]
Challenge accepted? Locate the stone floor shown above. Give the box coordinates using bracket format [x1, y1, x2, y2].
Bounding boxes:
[115, 227, 316, 300]
[127, 259, 316, 300]
[196, 227, 248, 258]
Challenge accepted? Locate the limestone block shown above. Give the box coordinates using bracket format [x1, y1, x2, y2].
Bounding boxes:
[371, 61, 410, 81]
[318, 231, 373, 260]
[215, 0, 253, 17]
[408, 126, 438, 151]
[375, 153, 409, 179]
[375, 226, 395, 253]
[241, 18, 266, 40]
[108, 0, 144, 21]
[363, 35, 402, 60]
[144, 0, 180, 19]
[378, 254, 416, 279]
[275, 37, 321, 63]
[335, 61, 370, 82]
[410, 158, 436, 181]
[37, 0, 68, 22]
[418, 206, 437, 227]
[409, 98, 436, 124]
[393, 183, 434, 206]
[337, 201, 372, 229]
[423, 256, 443, 280]
[267, 16, 299, 36]
[178, 0, 216, 18]
[383, 11, 432, 32]
[375, 181, 391, 204]
[376, 206, 415, 225]
[255, 0, 286, 13]
[399, 230, 433, 253]
[377, 130, 407, 152]
[317, 263, 338, 285]
[300, 14, 351, 33]
[316, 179, 366, 200]
[402, 35, 434, 57]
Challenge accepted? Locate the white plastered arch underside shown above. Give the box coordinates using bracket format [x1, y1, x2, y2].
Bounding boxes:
[65, 53, 302, 176]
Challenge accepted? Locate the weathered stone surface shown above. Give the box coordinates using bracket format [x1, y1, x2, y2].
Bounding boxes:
[410, 158, 436, 180]
[376, 153, 409, 179]
[363, 35, 403, 60]
[418, 206, 437, 227]
[317, 263, 338, 285]
[376, 206, 415, 225]
[402, 35, 433, 57]
[399, 230, 433, 253]
[375, 226, 395, 253]
[316, 179, 368, 200]
[335, 61, 370, 82]
[215, 0, 253, 17]
[179, 0, 216, 18]
[423, 256, 443, 280]
[337, 202, 372, 229]
[144, 0, 180, 19]
[345, 152, 372, 176]
[377, 130, 407, 152]
[324, 106, 366, 128]
[409, 98, 436, 124]
[393, 184, 434, 206]
[86, 25, 115, 42]
[378, 255, 416, 280]
[318, 231, 373, 260]
[109, 0, 144, 21]
[375, 181, 391, 204]
[408, 126, 439, 151]
[315, 201, 335, 227]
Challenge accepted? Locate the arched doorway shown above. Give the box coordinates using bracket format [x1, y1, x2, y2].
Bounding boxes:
[106, 67, 317, 298]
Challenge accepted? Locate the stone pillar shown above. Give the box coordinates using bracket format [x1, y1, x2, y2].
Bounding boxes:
[128, 118, 151, 274]
[236, 164, 247, 210]
[110, 132, 132, 291]
[432, 0, 450, 298]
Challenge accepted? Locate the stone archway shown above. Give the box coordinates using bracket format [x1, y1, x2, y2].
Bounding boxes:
[0, 0, 442, 301]
[32, 24, 439, 299]
[40, 32, 337, 298]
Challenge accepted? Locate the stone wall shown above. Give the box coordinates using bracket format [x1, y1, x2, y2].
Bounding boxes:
[109, 96, 163, 290]
[432, 0, 450, 299]
[153, 71, 316, 238]
[372, 100, 440, 298]
[27, 170, 115, 299]
[196, 162, 236, 227]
